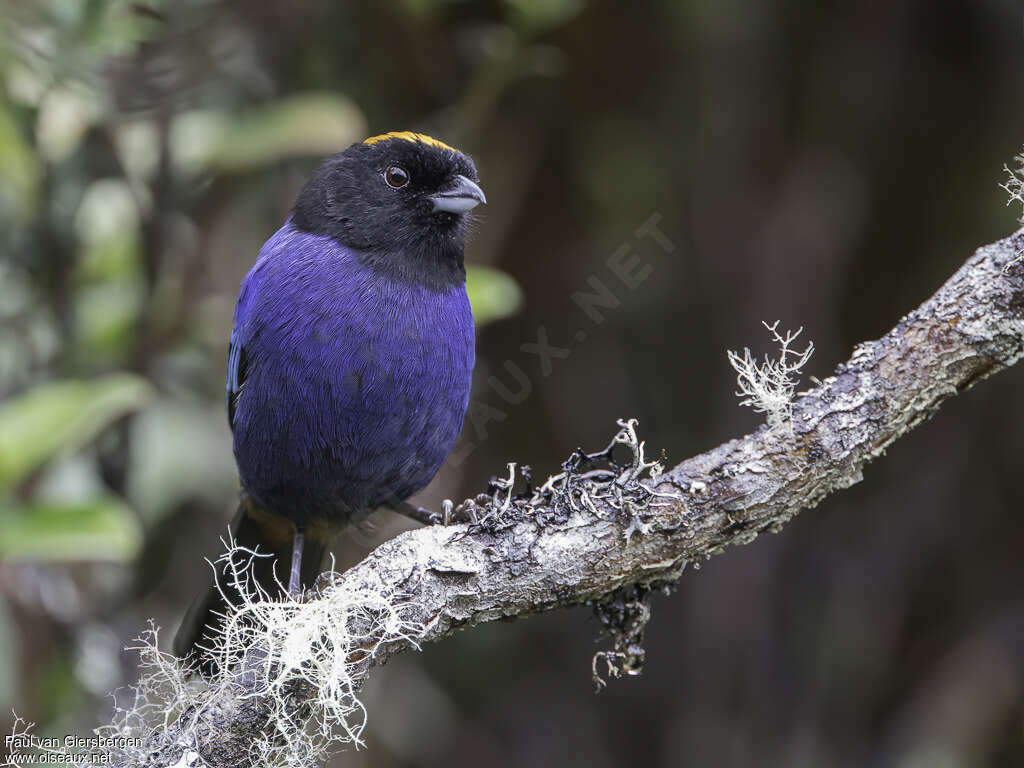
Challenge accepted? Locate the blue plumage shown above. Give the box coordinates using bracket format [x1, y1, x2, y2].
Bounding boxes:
[229, 222, 474, 525]
[174, 132, 485, 663]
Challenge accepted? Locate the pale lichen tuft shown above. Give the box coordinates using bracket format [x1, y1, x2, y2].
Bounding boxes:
[728, 321, 815, 431]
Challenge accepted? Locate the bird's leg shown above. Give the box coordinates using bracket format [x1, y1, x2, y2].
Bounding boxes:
[288, 527, 304, 597]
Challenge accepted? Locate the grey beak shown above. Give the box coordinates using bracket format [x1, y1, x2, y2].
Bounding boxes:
[430, 174, 486, 214]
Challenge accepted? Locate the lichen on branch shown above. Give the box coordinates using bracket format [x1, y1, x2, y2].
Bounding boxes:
[727, 320, 815, 430]
[21, 225, 1024, 768]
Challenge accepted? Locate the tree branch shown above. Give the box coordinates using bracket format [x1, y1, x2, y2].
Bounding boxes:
[108, 228, 1024, 767]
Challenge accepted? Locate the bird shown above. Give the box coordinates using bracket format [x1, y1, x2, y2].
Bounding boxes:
[173, 131, 484, 664]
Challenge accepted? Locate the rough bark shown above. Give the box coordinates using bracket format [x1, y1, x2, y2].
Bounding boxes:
[128, 229, 1024, 767]
[350, 229, 1024, 656]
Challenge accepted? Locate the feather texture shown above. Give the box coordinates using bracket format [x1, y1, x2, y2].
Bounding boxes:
[228, 221, 475, 527]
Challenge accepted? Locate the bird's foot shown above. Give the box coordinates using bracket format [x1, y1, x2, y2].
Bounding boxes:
[394, 499, 457, 526]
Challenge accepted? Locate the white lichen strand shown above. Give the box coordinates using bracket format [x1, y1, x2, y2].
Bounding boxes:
[2, 713, 35, 768]
[1001, 151, 1024, 224]
[728, 321, 815, 430]
[30, 556, 427, 767]
[1001, 151, 1024, 271]
[5, 630, 203, 767]
[198, 548, 426, 764]
[16, 220, 1024, 768]
[9, 420, 675, 768]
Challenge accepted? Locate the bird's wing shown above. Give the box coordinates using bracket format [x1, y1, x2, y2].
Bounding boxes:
[226, 333, 247, 428]
[226, 256, 269, 429]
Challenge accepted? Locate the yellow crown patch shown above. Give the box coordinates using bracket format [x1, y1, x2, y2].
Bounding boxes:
[362, 131, 459, 153]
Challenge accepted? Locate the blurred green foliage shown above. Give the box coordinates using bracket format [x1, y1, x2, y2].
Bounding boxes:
[1, 0, 1022, 765]
[207, 93, 367, 171]
[466, 265, 522, 326]
[0, 374, 151, 489]
[0, 375, 150, 561]
[0, 0, 522, 568]
[0, 0, 531, 736]
[0, 498, 140, 562]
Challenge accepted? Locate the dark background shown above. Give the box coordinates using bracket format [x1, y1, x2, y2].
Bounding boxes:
[1, 1, 1023, 766]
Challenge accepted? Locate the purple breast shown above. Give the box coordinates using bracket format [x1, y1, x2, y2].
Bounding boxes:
[229, 225, 475, 524]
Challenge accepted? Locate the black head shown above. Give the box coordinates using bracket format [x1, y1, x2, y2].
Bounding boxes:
[291, 132, 485, 290]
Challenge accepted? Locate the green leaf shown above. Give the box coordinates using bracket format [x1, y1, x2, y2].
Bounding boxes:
[0, 497, 141, 562]
[211, 93, 367, 172]
[0, 374, 153, 489]
[466, 265, 523, 327]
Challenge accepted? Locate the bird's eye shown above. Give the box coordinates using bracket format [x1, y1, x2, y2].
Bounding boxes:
[384, 166, 409, 188]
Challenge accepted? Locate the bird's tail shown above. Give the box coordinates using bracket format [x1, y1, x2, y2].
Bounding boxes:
[172, 497, 328, 669]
